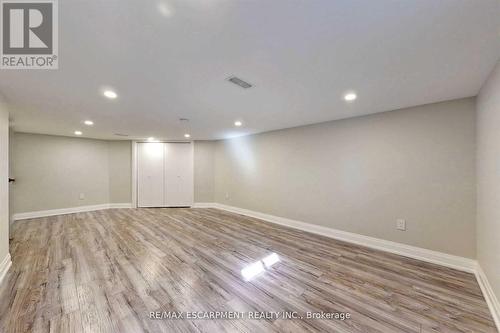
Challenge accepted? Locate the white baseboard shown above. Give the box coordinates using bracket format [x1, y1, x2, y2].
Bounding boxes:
[109, 203, 133, 209]
[475, 264, 500, 331]
[195, 202, 477, 273]
[0, 253, 12, 286]
[12, 203, 132, 221]
[192, 202, 216, 208]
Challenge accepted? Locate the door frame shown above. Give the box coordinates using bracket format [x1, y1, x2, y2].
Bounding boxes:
[131, 140, 194, 208]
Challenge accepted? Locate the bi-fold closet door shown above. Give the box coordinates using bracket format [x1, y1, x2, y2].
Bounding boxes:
[137, 142, 193, 208]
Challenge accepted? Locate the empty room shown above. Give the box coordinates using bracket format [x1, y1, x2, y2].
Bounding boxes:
[0, 0, 499, 332]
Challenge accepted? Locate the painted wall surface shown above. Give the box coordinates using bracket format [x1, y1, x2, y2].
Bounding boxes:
[10, 135, 212, 212]
[214, 98, 476, 258]
[11, 134, 135, 212]
[11, 134, 134, 212]
[0, 97, 9, 263]
[108, 141, 132, 203]
[477, 59, 500, 301]
[11, 133, 111, 213]
[194, 141, 215, 203]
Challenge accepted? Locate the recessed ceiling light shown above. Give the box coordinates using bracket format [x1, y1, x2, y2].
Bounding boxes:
[234, 121, 242, 127]
[103, 90, 117, 99]
[147, 137, 156, 142]
[184, 134, 191, 138]
[157, 2, 173, 17]
[344, 92, 357, 102]
[74, 131, 82, 136]
[84, 120, 94, 126]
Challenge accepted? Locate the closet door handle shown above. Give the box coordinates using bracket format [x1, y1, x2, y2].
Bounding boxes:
[8, 178, 15, 183]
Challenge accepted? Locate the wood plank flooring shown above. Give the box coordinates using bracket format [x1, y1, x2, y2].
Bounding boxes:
[0, 208, 496, 333]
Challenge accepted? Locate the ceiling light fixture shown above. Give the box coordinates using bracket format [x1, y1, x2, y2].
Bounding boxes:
[103, 90, 117, 99]
[344, 92, 357, 102]
[147, 137, 156, 142]
[157, 2, 173, 17]
[84, 120, 94, 126]
[74, 131, 82, 136]
[184, 134, 191, 138]
[234, 121, 242, 127]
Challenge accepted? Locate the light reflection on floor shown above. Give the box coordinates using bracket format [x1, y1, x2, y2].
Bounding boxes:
[241, 253, 281, 281]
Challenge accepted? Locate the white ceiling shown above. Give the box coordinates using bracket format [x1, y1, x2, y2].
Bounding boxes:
[1, 0, 499, 140]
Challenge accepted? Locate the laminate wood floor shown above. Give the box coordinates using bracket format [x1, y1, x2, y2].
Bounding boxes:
[0, 208, 496, 333]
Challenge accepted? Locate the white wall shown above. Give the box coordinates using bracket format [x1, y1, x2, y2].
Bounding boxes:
[0, 97, 9, 266]
[108, 141, 132, 203]
[194, 141, 215, 203]
[11, 133, 111, 213]
[10, 135, 213, 213]
[10, 133, 132, 213]
[477, 59, 500, 302]
[214, 98, 476, 258]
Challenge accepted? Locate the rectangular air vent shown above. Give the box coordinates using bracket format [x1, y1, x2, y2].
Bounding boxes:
[114, 133, 129, 137]
[228, 76, 253, 89]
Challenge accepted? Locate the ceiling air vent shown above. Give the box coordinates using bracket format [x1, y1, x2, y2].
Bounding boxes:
[227, 76, 253, 89]
[114, 133, 129, 137]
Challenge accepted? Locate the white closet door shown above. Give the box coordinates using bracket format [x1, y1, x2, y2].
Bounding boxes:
[164, 143, 193, 207]
[137, 142, 165, 207]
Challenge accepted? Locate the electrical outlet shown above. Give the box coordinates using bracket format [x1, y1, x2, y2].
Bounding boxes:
[79, 193, 85, 200]
[396, 218, 406, 231]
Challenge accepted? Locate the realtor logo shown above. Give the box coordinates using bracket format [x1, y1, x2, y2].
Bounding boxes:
[1, 0, 58, 69]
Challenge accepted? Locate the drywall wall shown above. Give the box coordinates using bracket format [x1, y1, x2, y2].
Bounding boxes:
[477, 59, 500, 302]
[194, 141, 215, 202]
[11, 133, 111, 213]
[8, 129, 14, 225]
[10, 134, 134, 213]
[0, 96, 9, 266]
[108, 141, 132, 203]
[10, 135, 212, 212]
[214, 98, 476, 258]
